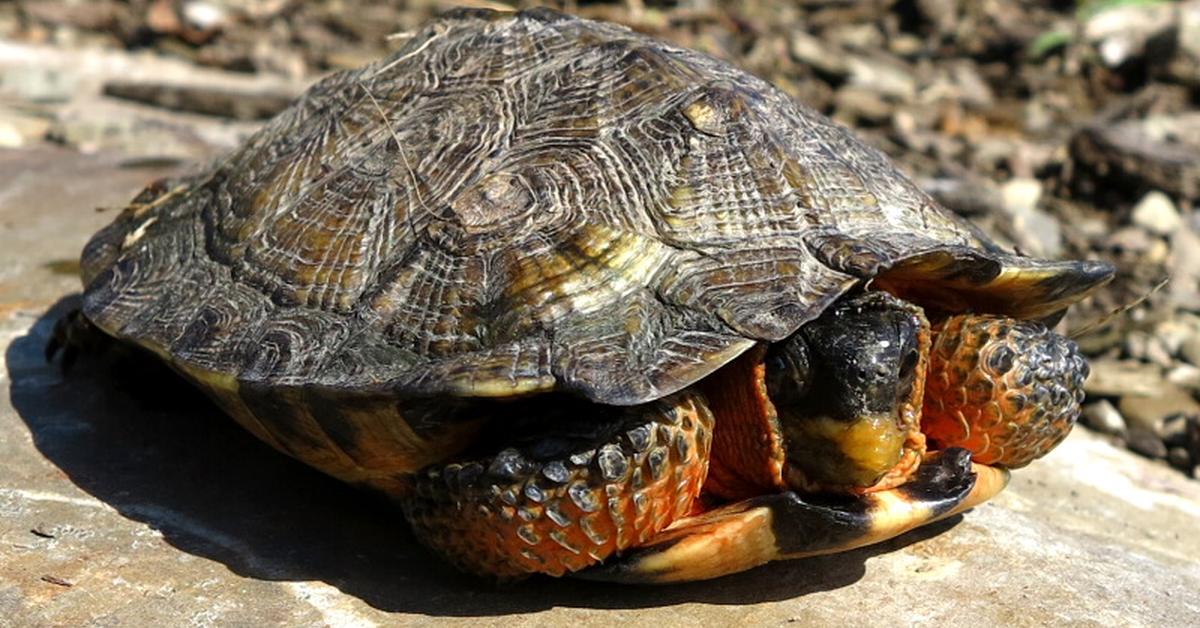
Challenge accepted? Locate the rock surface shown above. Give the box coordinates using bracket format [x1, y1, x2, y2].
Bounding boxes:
[2, 147, 1199, 626]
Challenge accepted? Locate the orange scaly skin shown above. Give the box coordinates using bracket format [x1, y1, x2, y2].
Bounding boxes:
[921, 315, 1087, 468]
[402, 392, 713, 579]
[700, 346, 788, 501]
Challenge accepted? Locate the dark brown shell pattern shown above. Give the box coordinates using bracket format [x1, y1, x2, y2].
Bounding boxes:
[81, 8, 1000, 408]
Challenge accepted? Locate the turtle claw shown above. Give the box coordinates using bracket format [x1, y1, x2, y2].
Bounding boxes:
[578, 449, 1008, 584]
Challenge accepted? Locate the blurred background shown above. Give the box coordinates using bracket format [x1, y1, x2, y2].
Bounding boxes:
[5, 0, 1194, 478]
[1, 2, 1198, 624]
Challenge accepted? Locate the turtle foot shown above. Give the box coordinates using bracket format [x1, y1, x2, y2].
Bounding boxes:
[401, 391, 714, 579]
[576, 448, 1008, 584]
[44, 308, 113, 373]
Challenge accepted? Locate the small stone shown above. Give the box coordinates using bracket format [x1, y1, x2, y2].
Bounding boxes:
[1155, 319, 1194, 356]
[827, 24, 885, 50]
[789, 31, 847, 77]
[1131, 191, 1182, 236]
[1085, 359, 1165, 397]
[1167, 447, 1193, 471]
[1187, 416, 1200, 463]
[846, 56, 917, 101]
[1167, 364, 1200, 391]
[1084, 2, 1177, 68]
[1162, 415, 1190, 446]
[1118, 385, 1200, 436]
[1181, 334, 1200, 368]
[1001, 178, 1043, 214]
[1107, 226, 1156, 254]
[1000, 178, 1061, 257]
[1124, 331, 1174, 368]
[1082, 400, 1126, 436]
[834, 87, 893, 124]
[0, 65, 78, 103]
[1168, 228, 1200, 310]
[1126, 428, 1168, 459]
[950, 62, 995, 108]
[0, 109, 52, 149]
[889, 33, 924, 57]
[182, 1, 228, 32]
[1146, 339, 1175, 369]
[1124, 332, 1150, 359]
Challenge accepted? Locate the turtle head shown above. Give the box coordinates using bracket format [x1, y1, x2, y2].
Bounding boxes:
[766, 292, 928, 491]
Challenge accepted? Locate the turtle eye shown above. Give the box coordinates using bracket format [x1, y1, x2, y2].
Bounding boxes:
[765, 341, 811, 405]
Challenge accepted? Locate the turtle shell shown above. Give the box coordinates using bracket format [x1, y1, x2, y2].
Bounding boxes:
[81, 8, 1110, 415]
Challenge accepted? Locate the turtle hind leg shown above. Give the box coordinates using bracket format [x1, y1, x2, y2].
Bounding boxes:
[400, 390, 714, 580]
[45, 308, 115, 372]
[577, 449, 1008, 584]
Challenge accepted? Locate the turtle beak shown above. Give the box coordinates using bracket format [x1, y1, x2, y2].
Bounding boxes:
[780, 410, 907, 489]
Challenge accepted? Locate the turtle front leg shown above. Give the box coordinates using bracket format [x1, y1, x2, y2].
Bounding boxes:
[921, 315, 1088, 468]
[578, 448, 1008, 584]
[400, 391, 714, 579]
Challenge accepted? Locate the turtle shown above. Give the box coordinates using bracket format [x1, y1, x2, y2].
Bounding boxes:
[57, 7, 1113, 583]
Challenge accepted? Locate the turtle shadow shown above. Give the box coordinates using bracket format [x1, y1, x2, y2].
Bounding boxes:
[8, 297, 964, 616]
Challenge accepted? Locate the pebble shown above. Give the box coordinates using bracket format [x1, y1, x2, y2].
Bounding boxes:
[1127, 428, 1169, 459]
[1124, 331, 1175, 368]
[1085, 359, 1165, 397]
[1118, 385, 1200, 437]
[182, 2, 228, 32]
[1001, 178, 1043, 214]
[1083, 400, 1127, 435]
[1155, 319, 1194, 356]
[834, 87, 893, 124]
[1167, 364, 1200, 391]
[1084, 2, 1177, 68]
[1168, 446, 1193, 471]
[1188, 416, 1200, 461]
[846, 56, 917, 101]
[1107, 226, 1157, 254]
[1162, 415, 1191, 446]
[1131, 190, 1183, 235]
[789, 31, 848, 77]
[1181, 334, 1200, 367]
[1000, 178, 1062, 256]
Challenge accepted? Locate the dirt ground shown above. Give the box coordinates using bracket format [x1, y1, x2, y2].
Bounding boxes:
[1, 1, 1199, 625]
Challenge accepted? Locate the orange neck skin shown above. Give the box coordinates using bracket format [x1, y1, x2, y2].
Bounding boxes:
[699, 345, 789, 502]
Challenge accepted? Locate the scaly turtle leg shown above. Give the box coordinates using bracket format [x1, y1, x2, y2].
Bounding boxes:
[45, 308, 116, 372]
[921, 315, 1088, 468]
[401, 391, 714, 579]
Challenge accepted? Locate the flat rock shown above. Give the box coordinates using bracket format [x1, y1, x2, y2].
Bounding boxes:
[2, 146, 1199, 625]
